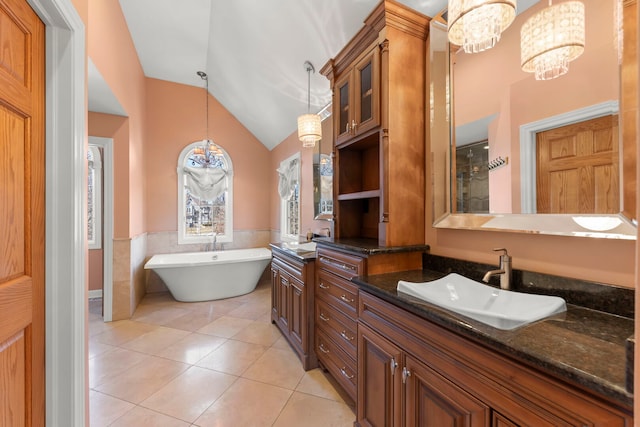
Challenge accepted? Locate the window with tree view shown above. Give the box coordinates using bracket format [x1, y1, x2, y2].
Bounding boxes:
[178, 141, 233, 245]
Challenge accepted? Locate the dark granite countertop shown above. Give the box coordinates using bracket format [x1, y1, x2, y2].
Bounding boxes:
[352, 269, 634, 409]
[269, 242, 317, 261]
[313, 237, 430, 255]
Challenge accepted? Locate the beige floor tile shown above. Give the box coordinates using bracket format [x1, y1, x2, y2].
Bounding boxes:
[227, 301, 270, 320]
[109, 406, 190, 427]
[295, 369, 346, 403]
[89, 390, 135, 427]
[271, 335, 293, 351]
[196, 339, 267, 376]
[93, 320, 159, 346]
[132, 305, 192, 325]
[194, 378, 292, 427]
[231, 321, 282, 346]
[94, 355, 189, 404]
[88, 337, 116, 360]
[242, 346, 305, 390]
[196, 315, 254, 338]
[142, 366, 237, 423]
[89, 347, 150, 389]
[190, 298, 245, 315]
[273, 392, 355, 427]
[162, 310, 223, 331]
[156, 333, 227, 364]
[120, 326, 191, 355]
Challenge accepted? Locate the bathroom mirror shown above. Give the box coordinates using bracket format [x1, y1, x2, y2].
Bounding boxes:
[430, 0, 637, 239]
[313, 138, 334, 220]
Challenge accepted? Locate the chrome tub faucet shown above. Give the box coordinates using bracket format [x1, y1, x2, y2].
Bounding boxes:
[482, 248, 512, 290]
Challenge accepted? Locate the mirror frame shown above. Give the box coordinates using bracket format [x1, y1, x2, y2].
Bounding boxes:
[430, 1, 637, 240]
[313, 138, 334, 221]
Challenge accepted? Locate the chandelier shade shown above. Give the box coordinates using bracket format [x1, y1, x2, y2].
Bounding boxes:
[297, 113, 322, 148]
[520, 1, 585, 80]
[297, 60, 322, 147]
[448, 0, 517, 53]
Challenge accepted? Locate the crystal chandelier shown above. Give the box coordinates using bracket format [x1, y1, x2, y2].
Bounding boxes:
[190, 71, 223, 167]
[297, 61, 322, 148]
[448, 0, 517, 53]
[520, 1, 585, 80]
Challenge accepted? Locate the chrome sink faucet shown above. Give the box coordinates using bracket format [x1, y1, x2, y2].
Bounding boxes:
[482, 248, 512, 290]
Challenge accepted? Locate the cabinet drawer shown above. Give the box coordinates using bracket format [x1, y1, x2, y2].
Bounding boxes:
[316, 270, 358, 315]
[316, 328, 357, 399]
[316, 298, 357, 359]
[317, 248, 364, 280]
[272, 256, 305, 282]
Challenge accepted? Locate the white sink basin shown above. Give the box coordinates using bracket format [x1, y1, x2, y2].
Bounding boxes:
[397, 273, 566, 330]
[282, 241, 316, 252]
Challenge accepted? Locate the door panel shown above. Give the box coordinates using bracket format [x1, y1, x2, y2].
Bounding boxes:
[536, 115, 619, 213]
[0, 0, 45, 425]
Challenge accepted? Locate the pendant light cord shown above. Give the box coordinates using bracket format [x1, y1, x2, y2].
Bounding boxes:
[198, 71, 209, 142]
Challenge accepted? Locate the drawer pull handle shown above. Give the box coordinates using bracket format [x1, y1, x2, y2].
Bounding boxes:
[319, 256, 357, 273]
[319, 343, 330, 354]
[340, 331, 354, 341]
[390, 357, 398, 374]
[319, 282, 330, 290]
[402, 367, 411, 384]
[319, 313, 330, 322]
[340, 367, 355, 380]
[340, 294, 354, 304]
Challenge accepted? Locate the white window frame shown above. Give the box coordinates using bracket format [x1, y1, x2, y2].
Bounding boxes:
[87, 145, 102, 250]
[177, 141, 234, 244]
[279, 152, 301, 242]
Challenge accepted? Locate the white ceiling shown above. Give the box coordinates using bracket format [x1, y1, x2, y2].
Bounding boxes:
[88, 0, 448, 149]
[88, 0, 538, 150]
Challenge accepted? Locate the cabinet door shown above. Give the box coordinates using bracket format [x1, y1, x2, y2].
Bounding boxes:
[335, 71, 353, 145]
[277, 270, 290, 329]
[357, 324, 402, 427]
[404, 355, 490, 427]
[270, 265, 279, 322]
[353, 46, 380, 136]
[288, 276, 305, 351]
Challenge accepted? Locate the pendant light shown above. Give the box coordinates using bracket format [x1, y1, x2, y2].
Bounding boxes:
[448, 0, 517, 53]
[192, 71, 222, 166]
[297, 61, 322, 148]
[520, 1, 585, 80]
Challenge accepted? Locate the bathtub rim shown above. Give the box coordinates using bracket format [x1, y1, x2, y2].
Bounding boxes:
[144, 247, 272, 270]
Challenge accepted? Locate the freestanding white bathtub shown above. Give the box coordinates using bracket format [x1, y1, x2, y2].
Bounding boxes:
[144, 247, 272, 302]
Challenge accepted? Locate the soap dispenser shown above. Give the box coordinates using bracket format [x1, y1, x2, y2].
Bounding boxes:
[306, 229, 313, 242]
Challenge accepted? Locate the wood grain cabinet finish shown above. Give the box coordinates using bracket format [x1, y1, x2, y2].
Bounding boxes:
[357, 291, 633, 427]
[321, 1, 429, 247]
[270, 250, 316, 370]
[315, 247, 364, 401]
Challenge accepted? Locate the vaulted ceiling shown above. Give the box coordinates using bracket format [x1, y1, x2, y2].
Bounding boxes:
[88, 0, 538, 150]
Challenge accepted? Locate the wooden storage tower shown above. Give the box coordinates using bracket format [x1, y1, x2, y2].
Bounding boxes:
[321, 0, 429, 247]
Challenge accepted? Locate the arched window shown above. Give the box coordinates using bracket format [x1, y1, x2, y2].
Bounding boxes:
[177, 141, 233, 245]
[87, 145, 102, 249]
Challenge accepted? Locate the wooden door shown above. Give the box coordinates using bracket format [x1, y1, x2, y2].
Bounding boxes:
[288, 276, 305, 351]
[536, 115, 619, 213]
[0, 0, 45, 425]
[357, 324, 402, 427]
[404, 355, 490, 427]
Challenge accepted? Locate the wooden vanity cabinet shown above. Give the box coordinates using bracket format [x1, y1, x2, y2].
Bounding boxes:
[321, 1, 429, 247]
[314, 247, 364, 400]
[270, 249, 316, 370]
[357, 291, 632, 427]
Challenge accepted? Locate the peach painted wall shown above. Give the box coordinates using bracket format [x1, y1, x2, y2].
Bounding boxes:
[88, 250, 103, 291]
[270, 118, 333, 238]
[88, 0, 146, 238]
[144, 78, 271, 233]
[88, 113, 130, 238]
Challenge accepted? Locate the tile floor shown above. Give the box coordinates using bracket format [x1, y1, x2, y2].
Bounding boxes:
[89, 277, 356, 426]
